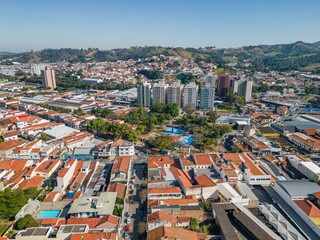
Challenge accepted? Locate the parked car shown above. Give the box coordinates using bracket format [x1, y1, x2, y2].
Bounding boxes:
[126, 211, 131, 217]
[125, 224, 130, 231]
[130, 184, 134, 190]
[126, 218, 131, 224]
[124, 232, 129, 238]
[140, 199, 144, 204]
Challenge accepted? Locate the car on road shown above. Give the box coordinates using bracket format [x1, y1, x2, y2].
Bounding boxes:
[125, 224, 130, 231]
[126, 211, 131, 217]
[126, 218, 131, 224]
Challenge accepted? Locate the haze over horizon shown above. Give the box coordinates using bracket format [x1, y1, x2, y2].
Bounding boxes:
[1, 0, 320, 52]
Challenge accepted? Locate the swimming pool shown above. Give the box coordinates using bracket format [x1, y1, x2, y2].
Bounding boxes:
[163, 127, 185, 135]
[65, 192, 75, 199]
[37, 210, 61, 219]
[180, 136, 195, 146]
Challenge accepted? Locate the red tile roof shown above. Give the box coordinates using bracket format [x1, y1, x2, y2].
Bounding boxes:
[40, 218, 59, 225]
[294, 200, 320, 217]
[107, 182, 125, 198]
[148, 211, 177, 224]
[148, 156, 172, 168]
[193, 154, 212, 166]
[111, 156, 130, 174]
[20, 176, 44, 190]
[35, 160, 59, 173]
[0, 139, 25, 151]
[70, 232, 116, 240]
[148, 226, 206, 240]
[148, 187, 181, 194]
[195, 174, 216, 187]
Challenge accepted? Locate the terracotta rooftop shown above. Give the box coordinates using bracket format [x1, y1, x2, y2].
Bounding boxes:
[111, 156, 131, 174]
[108, 182, 125, 198]
[195, 174, 217, 187]
[148, 156, 172, 168]
[0, 139, 25, 151]
[193, 154, 213, 166]
[148, 211, 177, 224]
[35, 160, 59, 173]
[148, 187, 181, 194]
[294, 200, 320, 217]
[148, 226, 206, 240]
[70, 232, 116, 240]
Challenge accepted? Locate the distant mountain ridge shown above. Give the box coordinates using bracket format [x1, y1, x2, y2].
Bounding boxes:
[0, 51, 18, 56]
[1, 41, 320, 72]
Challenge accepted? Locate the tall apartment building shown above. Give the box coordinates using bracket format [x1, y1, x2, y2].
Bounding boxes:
[200, 73, 216, 110]
[31, 64, 45, 75]
[231, 76, 253, 102]
[205, 72, 217, 87]
[152, 81, 167, 104]
[183, 82, 198, 110]
[217, 73, 230, 96]
[41, 66, 56, 89]
[137, 82, 151, 107]
[167, 80, 183, 106]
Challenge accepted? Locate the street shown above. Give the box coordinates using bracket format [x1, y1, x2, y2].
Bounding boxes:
[120, 151, 147, 240]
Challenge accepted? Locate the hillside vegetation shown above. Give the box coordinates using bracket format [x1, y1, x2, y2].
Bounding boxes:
[1, 41, 320, 73]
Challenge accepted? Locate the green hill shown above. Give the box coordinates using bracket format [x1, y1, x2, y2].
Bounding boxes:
[1, 41, 320, 73]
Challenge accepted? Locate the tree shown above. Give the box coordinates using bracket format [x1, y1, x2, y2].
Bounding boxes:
[189, 218, 199, 232]
[137, 125, 146, 134]
[0, 189, 29, 219]
[24, 187, 40, 199]
[123, 130, 137, 142]
[203, 201, 212, 212]
[16, 214, 40, 230]
[116, 197, 124, 204]
[176, 73, 197, 84]
[73, 108, 84, 116]
[0, 136, 4, 143]
[138, 222, 147, 235]
[230, 145, 240, 153]
[166, 103, 180, 117]
[150, 103, 166, 113]
[148, 135, 176, 151]
[225, 93, 246, 107]
[139, 189, 147, 200]
[39, 132, 51, 142]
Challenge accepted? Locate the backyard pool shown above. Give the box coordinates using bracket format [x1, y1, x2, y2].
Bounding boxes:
[180, 136, 195, 146]
[37, 210, 61, 219]
[65, 192, 75, 199]
[163, 127, 185, 135]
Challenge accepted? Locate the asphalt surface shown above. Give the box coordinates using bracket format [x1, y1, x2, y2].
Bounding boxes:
[120, 152, 147, 240]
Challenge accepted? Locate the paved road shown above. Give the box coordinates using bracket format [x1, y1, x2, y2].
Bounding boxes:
[120, 152, 147, 240]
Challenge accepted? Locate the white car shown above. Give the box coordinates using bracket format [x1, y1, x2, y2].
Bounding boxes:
[126, 218, 131, 224]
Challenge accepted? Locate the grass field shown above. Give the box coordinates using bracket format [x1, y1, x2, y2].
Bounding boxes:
[6, 84, 37, 88]
[300, 63, 320, 72]
[217, 104, 238, 113]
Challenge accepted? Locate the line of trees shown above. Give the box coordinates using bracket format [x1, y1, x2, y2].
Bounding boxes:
[87, 117, 138, 142]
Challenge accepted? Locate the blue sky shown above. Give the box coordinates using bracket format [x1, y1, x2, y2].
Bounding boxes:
[1, 0, 320, 52]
